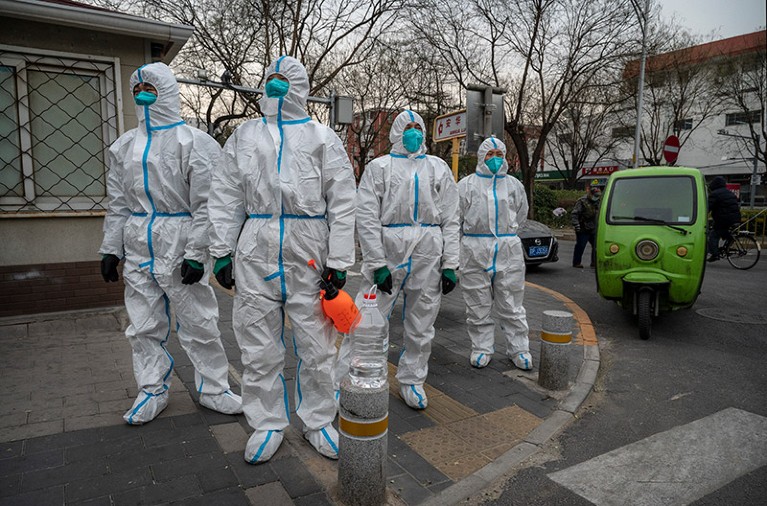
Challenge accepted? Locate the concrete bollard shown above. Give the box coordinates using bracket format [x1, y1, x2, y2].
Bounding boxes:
[537, 310, 573, 391]
[338, 380, 389, 506]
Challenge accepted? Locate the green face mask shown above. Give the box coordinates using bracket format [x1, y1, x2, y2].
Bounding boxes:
[402, 128, 423, 153]
[134, 91, 157, 106]
[265, 78, 290, 98]
[484, 156, 504, 174]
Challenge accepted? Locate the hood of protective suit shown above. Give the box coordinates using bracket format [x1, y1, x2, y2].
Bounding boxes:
[390, 110, 427, 158]
[710, 176, 726, 191]
[259, 56, 310, 121]
[476, 136, 508, 176]
[129, 62, 183, 131]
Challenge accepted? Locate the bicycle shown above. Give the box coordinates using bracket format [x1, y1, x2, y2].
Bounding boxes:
[717, 227, 761, 270]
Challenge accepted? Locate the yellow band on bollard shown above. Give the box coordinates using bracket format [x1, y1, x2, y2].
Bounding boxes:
[339, 415, 388, 438]
[541, 330, 572, 344]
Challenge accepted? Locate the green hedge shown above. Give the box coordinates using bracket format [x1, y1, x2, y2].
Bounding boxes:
[534, 186, 584, 228]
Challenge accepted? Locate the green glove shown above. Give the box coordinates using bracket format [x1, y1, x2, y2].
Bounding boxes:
[213, 255, 234, 289]
[213, 255, 232, 274]
[374, 266, 393, 294]
[180, 259, 205, 285]
[441, 268, 457, 295]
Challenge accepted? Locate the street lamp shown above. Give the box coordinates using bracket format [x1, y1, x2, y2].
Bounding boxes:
[717, 128, 761, 208]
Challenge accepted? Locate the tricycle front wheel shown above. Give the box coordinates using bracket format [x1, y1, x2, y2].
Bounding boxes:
[637, 290, 652, 340]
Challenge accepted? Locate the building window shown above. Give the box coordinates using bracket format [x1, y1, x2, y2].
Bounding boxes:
[611, 126, 634, 138]
[674, 118, 693, 131]
[725, 110, 762, 127]
[0, 49, 118, 212]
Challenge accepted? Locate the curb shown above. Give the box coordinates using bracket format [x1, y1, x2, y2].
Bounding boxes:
[419, 283, 600, 506]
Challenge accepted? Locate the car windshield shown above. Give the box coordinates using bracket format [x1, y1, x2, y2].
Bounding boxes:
[607, 175, 696, 225]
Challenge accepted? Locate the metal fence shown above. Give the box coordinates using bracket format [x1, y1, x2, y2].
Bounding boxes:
[1, 49, 119, 214]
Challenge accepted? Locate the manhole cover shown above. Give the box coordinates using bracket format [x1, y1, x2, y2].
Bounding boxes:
[696, 308, 767, 324]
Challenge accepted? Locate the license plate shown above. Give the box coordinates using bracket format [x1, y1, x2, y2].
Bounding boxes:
[528, 245, 549, 257]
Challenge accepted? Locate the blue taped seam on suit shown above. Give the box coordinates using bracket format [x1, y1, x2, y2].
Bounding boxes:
[413, 172, 420, 222]
[321, 427, 339, 454]
[279, 374, 290, 422]
[250, 429, 275, 463]
[464, 233, 517, 238]
[127, 390, 155, 425]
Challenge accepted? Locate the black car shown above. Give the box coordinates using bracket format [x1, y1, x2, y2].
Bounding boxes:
[519, 219, 559, 266]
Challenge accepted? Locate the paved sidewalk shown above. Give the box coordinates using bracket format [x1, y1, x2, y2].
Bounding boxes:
[0, 263, 598, 505]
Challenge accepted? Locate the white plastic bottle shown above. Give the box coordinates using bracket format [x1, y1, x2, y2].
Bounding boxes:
[348, 289, 388, 389]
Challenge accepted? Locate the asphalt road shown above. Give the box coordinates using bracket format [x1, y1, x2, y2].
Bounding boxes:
[482, 239, 767, 505]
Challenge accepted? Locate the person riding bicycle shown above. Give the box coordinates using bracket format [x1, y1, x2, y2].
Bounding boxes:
[707, 176, 741, 262]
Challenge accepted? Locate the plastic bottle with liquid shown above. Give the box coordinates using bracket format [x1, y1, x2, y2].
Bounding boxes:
[348, 290, 388, 389]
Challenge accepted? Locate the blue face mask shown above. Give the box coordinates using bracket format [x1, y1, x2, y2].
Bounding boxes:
[402, 128, 423, 153]
[485, 156, 504, 174]
[134, 91, 157, 106]
[265, 78, 290, 98]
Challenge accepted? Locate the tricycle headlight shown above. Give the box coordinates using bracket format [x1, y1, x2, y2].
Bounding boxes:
[636, 240, 659, 261]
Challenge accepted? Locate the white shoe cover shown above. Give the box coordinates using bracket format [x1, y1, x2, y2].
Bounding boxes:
[304, 425, 339, 460]
[399, 384, 428, 410]
[123, 390, 169, 425]
[470, 352, 491, 368]
[199, 390, 243, 414]
[244, 430, 284, 464]
[510, 351, 533, 371]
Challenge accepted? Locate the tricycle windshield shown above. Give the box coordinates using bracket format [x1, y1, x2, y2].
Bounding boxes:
[606, 175, 697, 225]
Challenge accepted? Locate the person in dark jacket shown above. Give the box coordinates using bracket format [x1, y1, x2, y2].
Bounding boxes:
[571, 179, 603, 268]
[707, 176, 741, 261]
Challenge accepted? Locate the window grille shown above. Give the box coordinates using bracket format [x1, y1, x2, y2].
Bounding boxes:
[1, 49, 119, 213]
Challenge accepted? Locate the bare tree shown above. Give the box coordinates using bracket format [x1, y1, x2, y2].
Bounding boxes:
[339, 42, 408, 181]
[414, 0, 636, 214]
[545, 81, 627, 188]
[618, 24, 730, 166]
[87, 0, 405, 135]
[716, 45, 767, 168]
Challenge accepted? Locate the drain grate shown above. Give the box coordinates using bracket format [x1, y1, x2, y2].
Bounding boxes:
[695, 308, 767, 325]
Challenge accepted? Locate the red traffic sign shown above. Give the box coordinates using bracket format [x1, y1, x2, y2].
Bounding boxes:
[663, 135, 680, 164]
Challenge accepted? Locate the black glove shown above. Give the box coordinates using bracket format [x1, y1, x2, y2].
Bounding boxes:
[374, 266, 393, 295]
[321, 267, 347, 290]
[441, 269, 457, 295]
[101, 254, 120, 282]
[180, 259, 205, 285]
[574, 225, 582, 233]
[213, 256, 235, 289]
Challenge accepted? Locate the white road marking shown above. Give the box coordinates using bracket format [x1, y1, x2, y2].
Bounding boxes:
[548, 408, 767, 505]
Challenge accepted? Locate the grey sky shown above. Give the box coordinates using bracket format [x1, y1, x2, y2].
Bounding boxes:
[660, 0, 765, 39]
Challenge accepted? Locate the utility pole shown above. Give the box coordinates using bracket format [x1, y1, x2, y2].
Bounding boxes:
[631, 0, 650, 169]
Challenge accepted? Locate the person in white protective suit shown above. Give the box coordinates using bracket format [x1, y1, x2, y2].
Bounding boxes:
[459, 137, 532, 370]
[99, 62, 242, 425]
[335, 110, 460, 410]
[207, 56, 356, 464]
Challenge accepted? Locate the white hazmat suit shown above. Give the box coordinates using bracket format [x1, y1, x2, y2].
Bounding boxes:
[208, 56, 356, 463]
[458, 137, 531, 370]
[99, 62, 242, 425]
[336, 110, 460, 410]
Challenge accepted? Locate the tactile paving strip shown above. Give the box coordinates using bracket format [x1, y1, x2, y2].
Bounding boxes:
[401, 405, 543, 480]
[483, 405, 543, 439]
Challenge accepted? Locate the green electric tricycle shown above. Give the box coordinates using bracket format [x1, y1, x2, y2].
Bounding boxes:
[595, 167, 708, 339]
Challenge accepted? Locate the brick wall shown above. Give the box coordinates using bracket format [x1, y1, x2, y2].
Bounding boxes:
[0, 261, 124, 318]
